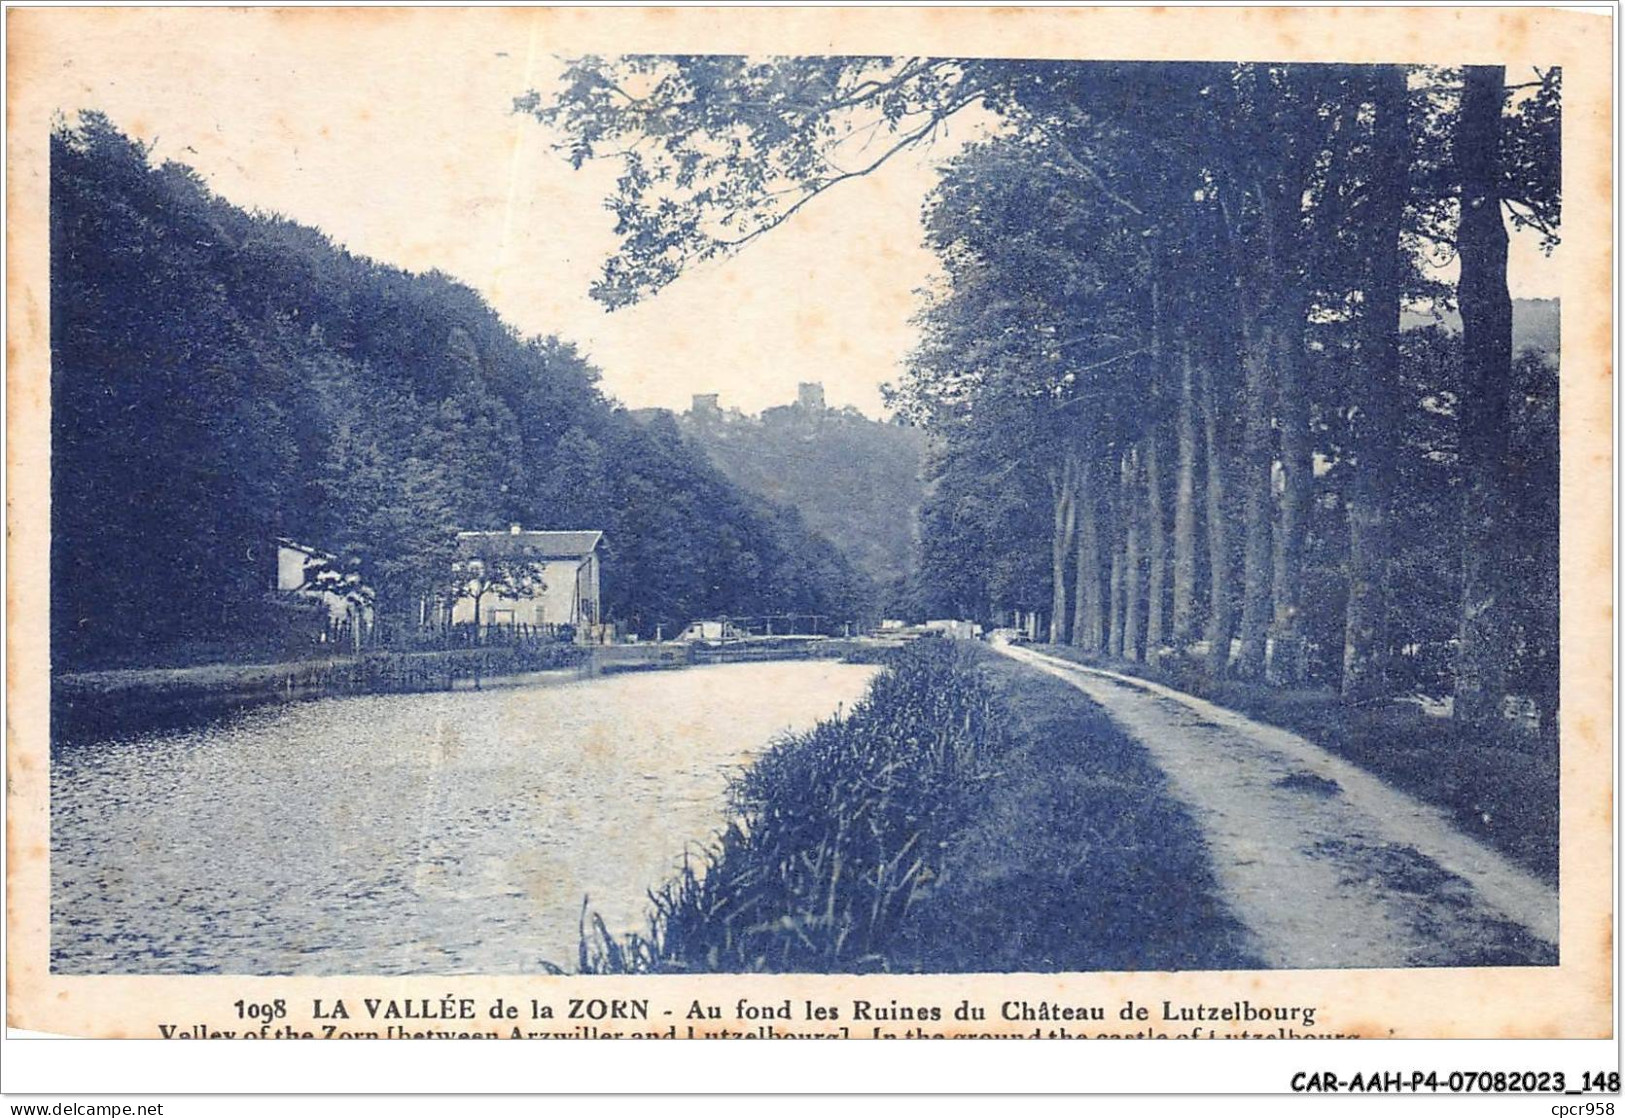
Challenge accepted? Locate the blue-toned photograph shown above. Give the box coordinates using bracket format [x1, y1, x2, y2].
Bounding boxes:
[48, 40, 1559, 977]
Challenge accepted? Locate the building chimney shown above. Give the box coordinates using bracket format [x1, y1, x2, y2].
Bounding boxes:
[509, 523, 522, 535]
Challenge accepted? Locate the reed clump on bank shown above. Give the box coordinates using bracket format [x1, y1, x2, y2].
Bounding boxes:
[837, 643, 905, 666]
[577, 638, 1007, 973]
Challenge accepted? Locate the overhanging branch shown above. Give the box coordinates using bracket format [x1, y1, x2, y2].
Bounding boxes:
[711, 90, 987, 252]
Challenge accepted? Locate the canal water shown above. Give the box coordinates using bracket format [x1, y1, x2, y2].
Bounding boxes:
[51, 660, 880, 974]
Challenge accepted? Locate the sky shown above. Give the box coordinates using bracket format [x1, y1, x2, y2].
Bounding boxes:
[31, 9, 1560, 419]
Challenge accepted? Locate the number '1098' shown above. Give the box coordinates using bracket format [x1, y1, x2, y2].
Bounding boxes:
[234, 999, 288, 1021]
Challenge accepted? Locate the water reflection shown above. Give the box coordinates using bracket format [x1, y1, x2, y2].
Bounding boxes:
[52, 661, 879, 974]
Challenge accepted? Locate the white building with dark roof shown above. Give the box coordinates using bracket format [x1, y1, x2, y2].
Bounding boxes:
[448, 525, 603, 640]
[273, 537, 374, 650]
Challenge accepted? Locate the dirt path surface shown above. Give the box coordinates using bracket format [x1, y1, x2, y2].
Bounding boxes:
[997, 644, 1557, 969]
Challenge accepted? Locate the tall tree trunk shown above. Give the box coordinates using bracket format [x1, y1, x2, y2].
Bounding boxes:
[1047, 456, 1078, 644]
[1108, 450, 1127, 657]
[1342, 64, 1407, 702]
[1172, 343, 1200, 650]
[1531, 511, 1561, 752]
[1144, 428, 1168, 665]
[1072, 456, 1105, 651]
[1200, 353, 1236, 677]
[1454, 65, 1514, 727]
[1142, 279, 1169, 666]
[1235, 314, 1274, 680]
[1122, 446, 1144, 661]
[1268, 290, 1312, 686]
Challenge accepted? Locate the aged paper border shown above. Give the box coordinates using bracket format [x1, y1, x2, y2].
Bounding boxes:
[4, 5, 1613, 1043]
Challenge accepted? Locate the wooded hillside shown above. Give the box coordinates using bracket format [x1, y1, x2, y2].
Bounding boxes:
[667, 399, 927, 604]
[51, 113, 869, 668]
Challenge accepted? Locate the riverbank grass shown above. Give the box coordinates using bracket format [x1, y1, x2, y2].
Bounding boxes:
[575, 639, 1254, 973]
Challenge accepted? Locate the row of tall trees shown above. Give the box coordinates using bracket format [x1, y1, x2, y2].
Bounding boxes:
[893, 64, 1559, 733]
[51, 113, 870, 669]
[537, 58, 1560, 733]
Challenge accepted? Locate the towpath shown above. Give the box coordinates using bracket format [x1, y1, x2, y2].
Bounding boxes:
[995, 643, 1558, 969]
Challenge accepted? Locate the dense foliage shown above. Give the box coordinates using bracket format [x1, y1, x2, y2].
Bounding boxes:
[50, 113, 868, 668]
[539, 58, 1561, 735]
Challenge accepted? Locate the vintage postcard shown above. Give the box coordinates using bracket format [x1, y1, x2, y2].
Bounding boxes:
[4, 3, 1614, 1060]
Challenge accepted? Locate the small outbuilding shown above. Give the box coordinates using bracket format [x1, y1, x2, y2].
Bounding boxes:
[274, 538, 374, 650]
